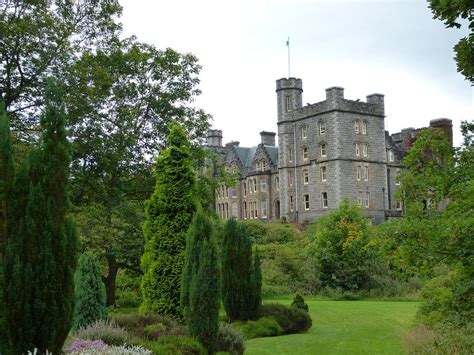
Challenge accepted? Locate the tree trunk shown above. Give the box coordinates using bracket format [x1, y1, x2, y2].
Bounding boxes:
[102, 249, 118, 307]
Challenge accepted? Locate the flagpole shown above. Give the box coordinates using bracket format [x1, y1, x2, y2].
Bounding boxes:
[287, 37, 291, 78]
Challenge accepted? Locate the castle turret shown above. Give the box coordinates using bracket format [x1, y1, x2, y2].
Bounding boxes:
[276, 78, 303, 122]
[207, 129, 223, 147]
[260, 131, 276, 146]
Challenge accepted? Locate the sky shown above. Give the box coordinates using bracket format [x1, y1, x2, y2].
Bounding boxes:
[120, 0, 473, 147]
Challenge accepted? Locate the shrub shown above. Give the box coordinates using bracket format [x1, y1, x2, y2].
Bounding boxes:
[75, 320, 129, 346]
[141, 336, 206, 355]
[116, 291, 141, 308]
[73, 254, 108, 332]
[291, 293, 309, 312]
[110, 313, 186, 340]
[69, 344, 152, 355]
[214, 323, 245, 355]
[242, 317, 283, 339]
[64, 339, 108, 353]
[259, 303, 312, 334]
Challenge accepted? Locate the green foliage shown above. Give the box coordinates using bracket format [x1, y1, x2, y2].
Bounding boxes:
[111, 313, 186, 340]
[242, 220, 297, 244]
[429, 0, 474, 83]
[291, 293, 309, 312]
[181, 207, 220, 353]
[242, 317, 283, 339]
[309, 199, 382, 291]
[75, 320, 130, 346]
[3, 78, 77, 354]
[141, 124, 196, 318]
[258, 303, 312, 334]
[222, 219, 260, 321]
[214, 323, 245, 355]
[249, 249, 262, 317]
[139, 336, 206, 355]
[73, 254, 108, 332]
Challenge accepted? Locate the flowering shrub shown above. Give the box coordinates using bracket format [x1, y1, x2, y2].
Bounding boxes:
[64, 339, 108, 353]
[69, 344, 152, 355]
[75, 320, 130, 346]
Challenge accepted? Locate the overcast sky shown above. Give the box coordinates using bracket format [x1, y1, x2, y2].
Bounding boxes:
[120, 0, 472, 147]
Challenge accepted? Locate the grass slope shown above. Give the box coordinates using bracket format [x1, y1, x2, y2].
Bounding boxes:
[246, 299, 419, 355]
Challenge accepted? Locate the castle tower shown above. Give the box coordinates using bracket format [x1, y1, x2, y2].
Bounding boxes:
[276, 78, 303, 122]
[206, 129, 223, 147]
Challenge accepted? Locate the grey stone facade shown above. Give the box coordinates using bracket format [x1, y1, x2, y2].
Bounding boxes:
[209, 77, 453, 224]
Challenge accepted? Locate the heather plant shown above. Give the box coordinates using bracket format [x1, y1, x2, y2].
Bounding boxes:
[242, 317, 283, 339]
[73, 253, 108, 332]
[64, 339, 108, 353]
[259, 303, 312, 334]
[69, 344, 152, 355]
[75, 320, 129, 346]
[214, 323, 245, 355]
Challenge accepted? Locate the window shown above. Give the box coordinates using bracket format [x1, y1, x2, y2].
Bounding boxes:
[275, 176, 280, 190]
[254, 202, 258, 218]
[231, 187, 237, 198]
[260, 200, 267, 218]
[357, 165, 361, 181]
[303, 170, 309, 185]
[256, 161, 261, 171]
[357, 192, 362, 207]
[289, 195, 294, 211]
[302, 147, 308, 160]
[231, 202, 238, 217]
[355, 143, 360, 156]
[320, 166, 327, 182]
[261, 160, 267, 171]
[364, 166, 369, 181]
[365, 191, 370, 208]
[396, 200, 402, 211]
[285, 95, 291, 112]
[225, 186, 229, 198]
[388, 150, 394, 162]
[301, 125, 307, 139]
[320, 143, 327, 157]
[253, 178, 257, 192]
[319, 121, 326, 134]
[260, 178, 267, 192]
[243, 182, 247, 197]
[243, 202, 248, 219]
[225, 203, 229, 219]
[288, 147, 293, 162]
[355, 120, 360, 134]
[321, 192, 328, 208]
[304, 194, 310, 210]
[361, 121, 367, 135]
[362, 144, 368, 157]
[395, 168, 401, 186]
[288, 171, 293, 186]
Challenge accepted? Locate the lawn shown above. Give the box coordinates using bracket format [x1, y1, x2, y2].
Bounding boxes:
[245, 299, 420, 355]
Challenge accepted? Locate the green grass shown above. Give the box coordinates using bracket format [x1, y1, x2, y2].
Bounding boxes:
[245, 299, 420, 355]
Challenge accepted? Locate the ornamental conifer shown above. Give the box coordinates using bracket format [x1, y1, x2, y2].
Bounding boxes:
[3, 78, 77, 354]
[249, 248, 262, 318]
[73, 254, 108, 332]
[141, 124, 196, 318]
[181, 207, 220, 353]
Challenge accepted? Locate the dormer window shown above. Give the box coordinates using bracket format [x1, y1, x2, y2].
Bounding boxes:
[261, 160, 267, 171]
[256, 161, 261, 171]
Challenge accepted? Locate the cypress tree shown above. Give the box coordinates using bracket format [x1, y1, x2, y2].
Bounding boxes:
[141, 124, 196, 318]
[3, 78, 77, 354]
[72, 254, 108, 332]
[181, 207, 220, 353]
[0, 102, 14, 355]
[221, 218, 254, 322]
[249, 248, 262, 319]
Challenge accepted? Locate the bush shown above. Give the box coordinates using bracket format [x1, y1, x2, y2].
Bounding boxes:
[68, 344, 152, 355]
[64, 339, 108, 353]
[242, 317, 283, 339]
[141, 336, 206, 355]
[110, 313, 186, 340]
[116, 291, 141, 308]
[214, 323, 245, 355]
[291, 293, 309, 312]
[259, 303, 312, 334]
[75, 320, 129, 346]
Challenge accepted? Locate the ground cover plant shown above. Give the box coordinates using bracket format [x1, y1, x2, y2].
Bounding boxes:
[245, 298, 420, 355]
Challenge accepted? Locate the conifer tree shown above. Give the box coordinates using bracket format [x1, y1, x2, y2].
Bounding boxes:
[141, 124, 196, 318]
[3, 78, 77, 354]
[181, 207, 220, 353]
[72, 254, 108, 332]
[0, 102, 14, 355]
[222, 218, 254, 321]
[249, 248, 262, 318]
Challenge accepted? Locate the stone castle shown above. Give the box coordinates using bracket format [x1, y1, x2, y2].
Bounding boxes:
[207, 77, 453, 224]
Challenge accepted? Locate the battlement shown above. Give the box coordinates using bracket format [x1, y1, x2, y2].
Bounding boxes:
[207, 129, 223, 147]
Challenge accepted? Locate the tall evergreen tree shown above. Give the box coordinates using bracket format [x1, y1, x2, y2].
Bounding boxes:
[0, 102, 14, 354]
[141, 124, 196, 318]
[3, 78, 77, 354]
[72, 254, 108, 332]
[181, 207, 220, 353]
[249, 248, 262, 318]
[222, 218, 255, 321]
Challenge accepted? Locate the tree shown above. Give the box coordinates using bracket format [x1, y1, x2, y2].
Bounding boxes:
[73, 254, 107, 332]
[249, 248, 262, 318]
[429, 0, 474, 84]
[0, 102, 14, 354]
[221, 218, 259, 321]
[181, 207, 220, 353]
[141, 124, 196, 318]
[3, 78, 77, 354]
[310, 199, 381, 291]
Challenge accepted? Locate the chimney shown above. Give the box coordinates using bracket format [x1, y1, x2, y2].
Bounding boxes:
[260, 131, 276, 146]
[325, 87, 344, 102]
[367, 93, 385, 116]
